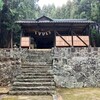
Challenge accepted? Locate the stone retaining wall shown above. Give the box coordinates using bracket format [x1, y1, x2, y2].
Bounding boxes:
[1, 47, 100, 88]
[52, 47, 100, 88]
[0, 49, 23, 86]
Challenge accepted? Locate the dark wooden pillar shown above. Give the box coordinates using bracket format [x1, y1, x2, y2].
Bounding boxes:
[91, 24, 95, 47]
[20, 28, 23, 48]
[54, 31, 56, 47]
[97, 23, 100, 34]
[88, 25, 91, 47]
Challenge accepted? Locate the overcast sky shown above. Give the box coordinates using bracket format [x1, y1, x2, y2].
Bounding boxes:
[38, 0, 73, 8]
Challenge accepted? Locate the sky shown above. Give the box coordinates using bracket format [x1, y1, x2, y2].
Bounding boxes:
[38, 0, 72, 8]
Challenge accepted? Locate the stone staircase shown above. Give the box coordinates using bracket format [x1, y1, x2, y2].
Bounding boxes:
[9, 49, 55, 95]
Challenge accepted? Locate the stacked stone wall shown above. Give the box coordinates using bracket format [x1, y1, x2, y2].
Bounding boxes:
[1, 47, 100, 88]
[52, 47, 100, 88]
[0, 49, 23, 86]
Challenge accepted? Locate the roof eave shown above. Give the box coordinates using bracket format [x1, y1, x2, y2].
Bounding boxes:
[15, 21, 95, 24]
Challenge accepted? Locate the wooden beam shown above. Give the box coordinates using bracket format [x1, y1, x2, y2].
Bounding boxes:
[72, 31, 88, 46]
[23, 27, 84, 30]
[22, 25, 86, 31]
[55, 31, 71, 47]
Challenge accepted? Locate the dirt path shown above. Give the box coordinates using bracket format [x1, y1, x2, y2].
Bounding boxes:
[0, 95, 53, 100]
[1, 87, 100, 100]
[57, 88, 100, 100]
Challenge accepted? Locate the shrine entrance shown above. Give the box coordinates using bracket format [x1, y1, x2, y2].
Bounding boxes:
[30, 31, 55, 49]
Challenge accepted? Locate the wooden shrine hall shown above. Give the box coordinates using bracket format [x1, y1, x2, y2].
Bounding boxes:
[16, 16, 95, 49]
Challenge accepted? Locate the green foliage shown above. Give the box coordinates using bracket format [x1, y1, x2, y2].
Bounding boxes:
[0, 0, 39, 48]
[39, 0, 100, 22]
[91, 28, 100, 47]
[0, 0, 3, 10]
[0, 4, 20, 48]
[40, 4, 56, 18]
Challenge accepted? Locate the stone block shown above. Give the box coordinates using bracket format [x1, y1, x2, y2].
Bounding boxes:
[71, 47, 75, 52]
[73, 64, 82, 72]
[88, 47, 91, 52]
[94, 47, 98, 51]
[74, 82, 84, 88]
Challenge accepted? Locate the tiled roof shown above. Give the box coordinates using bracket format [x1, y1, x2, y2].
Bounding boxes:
[53, 19, 87, 21]
[16, 16, 95, 24]
[16, 20, 94, 24]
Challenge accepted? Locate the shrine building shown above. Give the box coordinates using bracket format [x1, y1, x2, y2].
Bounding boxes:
[16, 16, 95, 49]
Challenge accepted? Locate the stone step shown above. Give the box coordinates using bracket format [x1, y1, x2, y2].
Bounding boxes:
[16, 75, 54, 79]
[22, 62, 52, 66]
[25, 57, 49, 60]
[21, 67, 51, 71]
[21, 73, 52, 76]
[26, 57, 51, 60]
[11, 86, 55, 91]
[21, 65, 51, 68]
[21, 67, 50, 70]
[27, 52, 51, 54]
[14, 78, 54, 82]
[21, 66, 51, 69]
[9, 49, 55, 95]
[27, 50, 51, 52]
[25, 60, 50, 62]
[27, 51, 51, 53]
[22, 70, 49, 73]
[21, 69, 50, 73]
[9, 90, 55, 95]
[26, 53, 51, 55]
[21, 69, 50, 72]
[13, 82, 55, 87]
[26, 56, 50, 58]
[26, 54, 48, 56]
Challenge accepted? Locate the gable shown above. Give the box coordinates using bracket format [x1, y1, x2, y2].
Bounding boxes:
[36, 16, 53, 21]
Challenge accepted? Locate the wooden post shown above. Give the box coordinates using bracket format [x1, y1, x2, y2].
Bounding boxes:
[71, 30, 73, 47]
[88, 25, 91, 47]
[28, 31, 30, 49]
[91, 25, 95, 47]
[54, 31, 56, 47]
[20, 30, 23, 49]
[97, 23, 100, 34]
